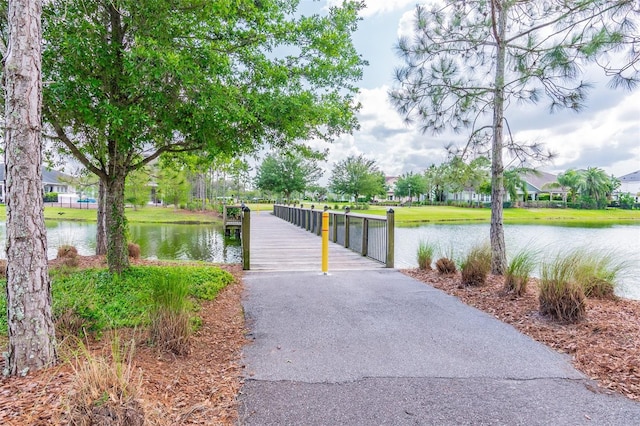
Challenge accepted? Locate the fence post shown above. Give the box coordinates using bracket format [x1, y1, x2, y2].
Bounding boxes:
[242, 206, 251, 270]
[344, 207, 350, 248]
[362, 218, 368, 257]
[386, 208, 394, 268]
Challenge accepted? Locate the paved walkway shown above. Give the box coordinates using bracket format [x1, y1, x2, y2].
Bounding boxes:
[238, 216, 640, 425]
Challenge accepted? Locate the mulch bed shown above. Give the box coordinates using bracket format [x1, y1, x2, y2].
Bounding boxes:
[404, 268, 640, 401]
[0, 258, 247, 425]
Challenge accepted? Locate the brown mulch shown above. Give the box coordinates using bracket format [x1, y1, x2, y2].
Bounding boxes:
[404, 268, 640, 402]
[0, 257, 247, 425]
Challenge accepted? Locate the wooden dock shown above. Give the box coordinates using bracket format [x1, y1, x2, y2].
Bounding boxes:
[248, 211, 385, 272]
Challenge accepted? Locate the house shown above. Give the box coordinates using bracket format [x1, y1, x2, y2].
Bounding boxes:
[384, 176, 399, 201]
[519, 171, 563, 201]
[617, 170, 640, 202]
[0, 164, 74, 202]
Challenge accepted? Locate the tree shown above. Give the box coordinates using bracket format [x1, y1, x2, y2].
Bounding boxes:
[3, 0, 57, 375]
[41, 0, 366, 272]
[158, 166, 190, 209]
[125, 168, 151, 210]
[555, 169, 582, 203]
[578, 167, 617, 208]
[391, 1, 638, 274]
[423, 164, 448, 202]
[394, 172, 427, 203]
[255, 153, 323, 201]
[329, 154, 386, 202]
[504, 168, 539, 204]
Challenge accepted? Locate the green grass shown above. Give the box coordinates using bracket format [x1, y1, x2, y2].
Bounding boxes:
[352, 205, 640, 224]
[0, 205, 220, 223]
[0, 265, 235, 335]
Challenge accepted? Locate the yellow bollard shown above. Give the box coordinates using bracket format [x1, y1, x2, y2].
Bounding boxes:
[322, 211, 329, 274]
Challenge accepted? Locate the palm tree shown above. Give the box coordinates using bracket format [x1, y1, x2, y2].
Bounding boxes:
[578, 167, 612, 207]
[554, 169, 581, 203]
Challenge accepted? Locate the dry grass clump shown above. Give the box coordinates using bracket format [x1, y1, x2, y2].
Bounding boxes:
[149, 272, 192, 355]
[571, 249, 626, 299]
[435, 257, 456, 274]
[0, 259, 6, 278]
[55, 309, 88, 339]
[63, 334, 144, 426]
[539, 254, 586, 323]
[504, 249, 538, 297]
[58, 245, 79, 259]
[460, 243, 491, 287]
[57, 245, 80, 267]
[127, 243, 141, 259]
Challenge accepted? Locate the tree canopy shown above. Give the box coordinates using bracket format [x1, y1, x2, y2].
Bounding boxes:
[254, 152, 323, 200]
[39, 0, 367, 272]
[329, 154, 386, 201]
[390, 0, 638, 274]
[394, 172, 427, 202]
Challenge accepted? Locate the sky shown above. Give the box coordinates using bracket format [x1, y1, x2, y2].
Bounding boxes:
[298, 0, 640, 182]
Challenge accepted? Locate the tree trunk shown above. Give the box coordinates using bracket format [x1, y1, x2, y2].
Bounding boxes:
[4, 0, 57, 375]
[105, 169, 129, 273]
[96, 178, 107, 255]
[489, 1, 508, 275]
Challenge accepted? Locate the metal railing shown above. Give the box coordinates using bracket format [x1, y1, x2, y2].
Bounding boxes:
[273, 204, 394, 267]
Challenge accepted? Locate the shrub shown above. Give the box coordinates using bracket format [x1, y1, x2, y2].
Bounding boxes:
[55, 309, 88, 339]
[416, 240, 436, 270]
[460, 243, 491, 287]
[127, 243, 141, 259]
[63, 333, 144, 426]
[57, 245, 79, 259]
[44, 192, 59, 203]
[435, 257, 456, 274]
[539, 254, 586, 323]
[504, 249, 538, 296]
[149, 271, 192, 355]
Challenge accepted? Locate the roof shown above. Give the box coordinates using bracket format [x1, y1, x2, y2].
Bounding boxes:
[522, 170, 558, 191]
[619, 170, 640, 183]
[0, 164, 72, 185]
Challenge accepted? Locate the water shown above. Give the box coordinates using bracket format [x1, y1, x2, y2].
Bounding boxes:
[0, 221, 242, 264]
[0, 220, 636, 299]
[394, 223, 640, 300]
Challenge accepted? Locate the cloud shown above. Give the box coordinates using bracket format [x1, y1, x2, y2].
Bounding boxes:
[325, 0, 417, 18]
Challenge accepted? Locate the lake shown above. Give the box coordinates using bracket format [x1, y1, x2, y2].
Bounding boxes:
[0, 220, 637, 299]
[394, 222, 640, 300]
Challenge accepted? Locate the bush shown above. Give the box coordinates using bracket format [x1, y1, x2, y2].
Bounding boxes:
[149, 271, 192, 355]
[435, 257, 456, 274]
[460, 243, 491, 287]
[127, 243, 141, 259]
[416, 240, 436, 270]
[63, 333, 144, 425]
[539, 254, 586, 323]
[504, 249, 538, 296]
[44, 192, 59, 202]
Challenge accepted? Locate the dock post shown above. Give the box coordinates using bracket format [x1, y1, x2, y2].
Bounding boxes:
[242, 206, 251, 270]
[322, 211, 329, 274]
[386, 209, 394, 268]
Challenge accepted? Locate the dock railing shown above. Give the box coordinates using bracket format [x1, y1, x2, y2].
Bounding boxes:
[273, 204, 394, 268]
[223, 204, 251, 270]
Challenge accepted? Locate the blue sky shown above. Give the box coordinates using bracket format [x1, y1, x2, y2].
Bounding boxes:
[302, 0, 640, 181]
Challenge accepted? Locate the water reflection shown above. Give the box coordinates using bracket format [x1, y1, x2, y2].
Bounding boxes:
[0, 221, 242, 264]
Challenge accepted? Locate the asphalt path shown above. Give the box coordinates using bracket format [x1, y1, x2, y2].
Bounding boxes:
[238, 269, 640, 425]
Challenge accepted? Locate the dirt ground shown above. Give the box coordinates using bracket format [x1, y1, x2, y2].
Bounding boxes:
[0, 258, 247, 426]
[404, 268, 640, 401]
[1, 259, 639, 425]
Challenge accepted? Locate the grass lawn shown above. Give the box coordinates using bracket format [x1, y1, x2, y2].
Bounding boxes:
[0, 205, 221, 223]
[354, 205, 640, 224]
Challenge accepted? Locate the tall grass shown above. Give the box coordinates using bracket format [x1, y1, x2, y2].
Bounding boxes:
[571, 249, 628, 299]
[504, 249, 538, 296]
[435, 245, 457, 274]
[539, 252, 586, 323]
[460, 243, 491, 287]
[63, 332, 144, 425]
[149, 271, 192, 355]
[416, 240, 437, 270]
